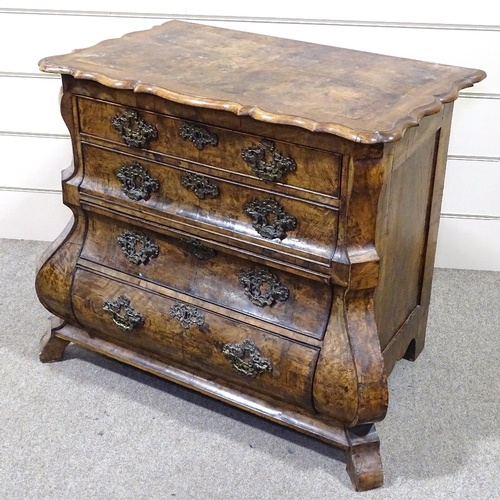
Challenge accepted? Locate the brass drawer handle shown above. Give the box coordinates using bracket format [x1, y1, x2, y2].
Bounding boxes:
[117, 229, 159, 265]
[102, 295, 145, 331]
[179, 122, 218, 150]
[238, 269, 290, 307]
[116, 162, 160, 201]
[180, 238, 216, 260]
[170, 302, 205, 329]
[181, 172, 219, 199]
[243, 197, 297, 240]
[110, 108, 158, 148]
[241, 138, 296, 182]
[222, 339, 273, 378]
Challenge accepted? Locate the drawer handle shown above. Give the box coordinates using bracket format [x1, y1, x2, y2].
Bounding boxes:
[170, 302, 205, 329]
[180, 238, 216, 260]
[243, 197, 297, 240]
[222, 339, 273, 378]
[102, 295, 145, 331]
[179, 122, 218, 150]
[181, 172, 220, 199]
[116, 162, 160, 201]
[241, 139, 296, 182]
[117, 229, 159, 265]
[238, 269, 290, 307]
[110, 108, 158, 148]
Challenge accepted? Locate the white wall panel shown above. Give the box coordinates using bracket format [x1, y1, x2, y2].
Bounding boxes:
[0, 191, 71, 241]
[0, 77, 66, 134]
[0, 136, 71, 191]
[443, 160, 500, 216]
[5, 1, 499, 25]
[0, 14, 165, 74]
[448, 98, 500, 158]
[185, 1, 500, 25]
[435, 217, 500, 271]
[3, 2, 189, 16]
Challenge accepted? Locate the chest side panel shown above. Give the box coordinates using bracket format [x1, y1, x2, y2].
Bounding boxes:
[374, 108, 451, 358]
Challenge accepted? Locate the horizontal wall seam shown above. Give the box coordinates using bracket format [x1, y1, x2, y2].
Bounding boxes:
[460, 92, 500, 100]
[448, 155, 500, 162]
[441, 213, 500, 221]
[0, 131, 69, 139]
[0, 9, 499, 31]
[0, 72, 59, 79]
[0, 186, 62, 195]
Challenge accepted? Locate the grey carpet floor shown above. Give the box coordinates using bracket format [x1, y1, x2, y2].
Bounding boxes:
[1, 238, 499, 500]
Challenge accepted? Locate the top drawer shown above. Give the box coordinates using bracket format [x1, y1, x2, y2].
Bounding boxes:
[76, 97, 341, 201]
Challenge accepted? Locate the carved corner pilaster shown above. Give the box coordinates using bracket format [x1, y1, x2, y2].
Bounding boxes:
[319, 154, 389, 426]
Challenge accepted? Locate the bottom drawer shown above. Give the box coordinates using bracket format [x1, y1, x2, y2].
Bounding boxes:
[71, 268, 319, 410]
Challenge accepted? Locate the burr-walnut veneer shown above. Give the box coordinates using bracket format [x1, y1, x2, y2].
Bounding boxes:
[35, 21, 485, 491]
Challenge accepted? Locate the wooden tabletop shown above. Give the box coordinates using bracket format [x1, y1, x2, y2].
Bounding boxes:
[39, 21, 486, 144]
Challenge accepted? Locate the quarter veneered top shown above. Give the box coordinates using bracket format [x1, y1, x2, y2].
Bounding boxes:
[39, 21, 486, 144]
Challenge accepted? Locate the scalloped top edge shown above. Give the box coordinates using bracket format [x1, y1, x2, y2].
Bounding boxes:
[39, 61, 486, 144]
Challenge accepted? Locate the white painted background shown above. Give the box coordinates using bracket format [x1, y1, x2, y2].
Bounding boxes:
[1, 2, 499, 270]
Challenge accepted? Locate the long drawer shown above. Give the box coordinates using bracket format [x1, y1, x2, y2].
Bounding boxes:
[71, 268, 319, 410]
[79, 143, 338, 267]
[77, 96, 341, 200]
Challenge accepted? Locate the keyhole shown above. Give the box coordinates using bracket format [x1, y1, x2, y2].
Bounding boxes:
[259, 281, 271, 297]
[133, 239, 144, 255]
[265, 211, 277, 226]
[129, 118, 140, 133]
[240, 349, 252, 363]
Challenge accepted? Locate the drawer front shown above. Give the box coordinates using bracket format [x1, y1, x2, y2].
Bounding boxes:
[81, 212, 332, 341]
[77, 97, 341, 199]
[72, 268, 319, 410]
[80, 143, 337, 264]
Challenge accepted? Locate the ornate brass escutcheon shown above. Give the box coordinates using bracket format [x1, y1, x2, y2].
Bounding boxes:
[117, 229, 159, 265]
[241, 138, 296, 182]
[170, 302, 205, 329]
[110, 108, 158, 148]
[238, 268, 290, 307]
[243, 197, 297, 240]
[115, 162, 160, 201]
[222, 339, 273, 378]
[180, 238, 216, 260]
[179, 122, 218, 150]
[102, 295, 145, 331]
[180, 172, 220, 199]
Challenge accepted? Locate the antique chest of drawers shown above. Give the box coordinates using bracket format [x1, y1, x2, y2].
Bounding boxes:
[35, 21, 485, 491]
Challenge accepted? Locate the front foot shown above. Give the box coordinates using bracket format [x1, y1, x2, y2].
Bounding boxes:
[345, 424, 383, 491]
[39, 317, 70, 363]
